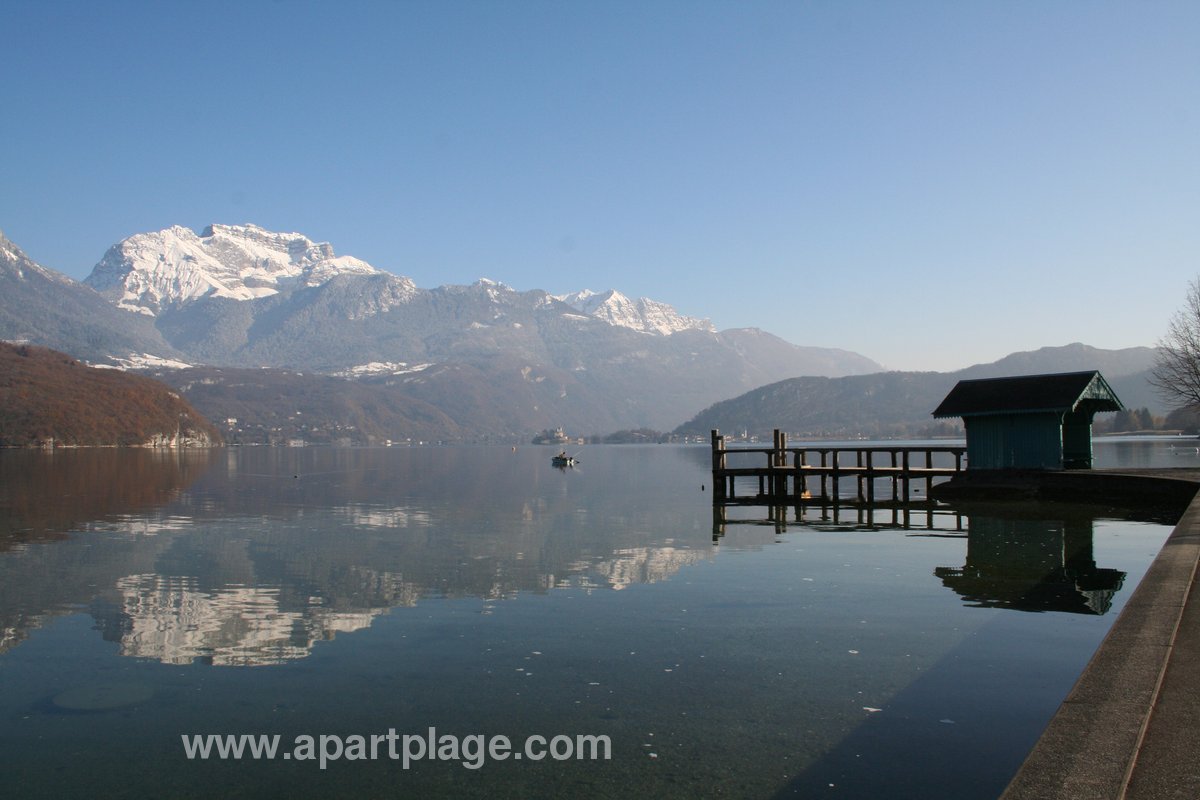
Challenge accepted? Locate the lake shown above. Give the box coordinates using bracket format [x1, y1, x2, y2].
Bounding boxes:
[0, 439, 1192, 799]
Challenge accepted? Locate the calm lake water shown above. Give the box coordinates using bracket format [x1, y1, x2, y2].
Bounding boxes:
[0, 439, 1191, 799]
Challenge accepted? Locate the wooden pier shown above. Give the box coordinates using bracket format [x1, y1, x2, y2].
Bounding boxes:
[710, 428, 966, 505]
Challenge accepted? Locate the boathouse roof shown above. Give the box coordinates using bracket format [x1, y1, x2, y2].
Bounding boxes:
[932, 370, 1123, 419]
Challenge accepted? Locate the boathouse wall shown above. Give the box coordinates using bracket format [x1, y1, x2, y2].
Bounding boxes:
[1062, 409, 1096, 469]
[965, 413, 1064, 470]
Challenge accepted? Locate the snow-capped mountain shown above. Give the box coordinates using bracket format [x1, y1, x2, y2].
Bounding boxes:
[0, 223, 887, 433]
[85, 224, 404, 315]
[83, 223, 712, 338]
[1, 229, 180, 364]
[554, 289, 716, 336]
[1, 232, 72, 286]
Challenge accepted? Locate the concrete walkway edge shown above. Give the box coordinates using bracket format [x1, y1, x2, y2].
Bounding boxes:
[1000, 487, 1200, 800]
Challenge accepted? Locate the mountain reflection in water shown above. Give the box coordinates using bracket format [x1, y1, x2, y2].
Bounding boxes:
[0, 447, 216, 552]
[0, 445, 1180, 800]
[0, 447, 712, 665]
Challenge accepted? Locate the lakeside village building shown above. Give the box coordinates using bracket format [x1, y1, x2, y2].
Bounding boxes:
[932, 371, 1123, 471]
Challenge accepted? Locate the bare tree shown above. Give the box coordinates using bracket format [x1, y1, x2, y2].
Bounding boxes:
[1150, 277, 1200, 409]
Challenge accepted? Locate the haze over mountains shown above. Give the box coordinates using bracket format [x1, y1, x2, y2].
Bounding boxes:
[1, 223, 1165, 441]
[676, 343, 1163, 439]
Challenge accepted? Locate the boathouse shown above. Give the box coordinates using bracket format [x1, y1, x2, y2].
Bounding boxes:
[932, 371, 1123, 470]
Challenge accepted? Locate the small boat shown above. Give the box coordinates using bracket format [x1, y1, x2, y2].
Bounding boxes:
[552, 453, 576, 468]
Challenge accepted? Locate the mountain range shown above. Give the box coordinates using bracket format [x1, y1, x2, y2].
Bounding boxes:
[3, 224, 880, 436]
[1, 224, 1166, 441]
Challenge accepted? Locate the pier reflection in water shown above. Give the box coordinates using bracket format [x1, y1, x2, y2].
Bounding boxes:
[713, 497, 1165, 799]
[715, 500, 1139, 616]
[0, 445, 1179, 799]
[713, 499, 967, 539]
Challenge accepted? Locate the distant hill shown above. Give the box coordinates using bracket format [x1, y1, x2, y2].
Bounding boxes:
[0, 343, 221, 447]
[150, 366, 462, 445]
[953, 342, 1157, 381]
[677, 372, 958, 439]
[675, 344, 1163, 439]
[953, 342, 1164, 412]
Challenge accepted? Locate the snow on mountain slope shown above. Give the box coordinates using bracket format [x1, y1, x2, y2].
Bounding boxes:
[1, 229, 75, 286]
[85, 224, 410, 315]
[554, 289, 715, 335]
[1, 229, 184, 364]
[83, 222, 709, 339]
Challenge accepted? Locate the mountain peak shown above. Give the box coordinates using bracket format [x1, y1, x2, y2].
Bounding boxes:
[0, 230, 68, 285]
[554, 288, 715, 336]
[84, 224, 380, 316]
[0, 229, 26, 267]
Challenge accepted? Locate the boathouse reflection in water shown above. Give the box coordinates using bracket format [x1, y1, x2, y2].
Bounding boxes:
[934, 510, 1124, 615]
[715, 501, 1127, 615]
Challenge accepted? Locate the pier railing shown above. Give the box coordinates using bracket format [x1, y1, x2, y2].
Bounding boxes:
[710, 428, 966, 505]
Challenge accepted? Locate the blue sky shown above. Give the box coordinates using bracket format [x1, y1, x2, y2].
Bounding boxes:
[2, 0, 1197, 371]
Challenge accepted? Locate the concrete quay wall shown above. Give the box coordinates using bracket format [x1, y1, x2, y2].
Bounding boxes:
[1001, 472, 1200, 799]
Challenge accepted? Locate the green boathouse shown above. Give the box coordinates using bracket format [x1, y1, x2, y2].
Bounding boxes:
[932, 371, 1123, 470]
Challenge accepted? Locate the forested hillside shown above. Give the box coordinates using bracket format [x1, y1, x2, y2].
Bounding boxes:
[0, 343, 221, 447]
